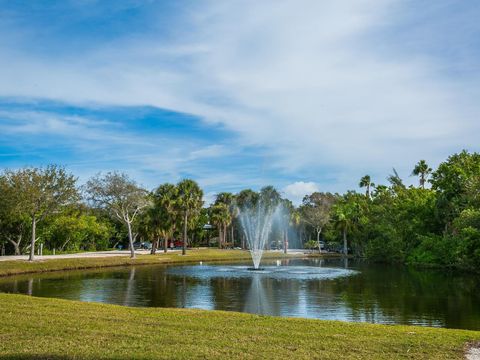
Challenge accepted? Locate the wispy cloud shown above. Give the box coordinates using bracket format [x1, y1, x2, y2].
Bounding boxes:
[0, 0, 479, 200]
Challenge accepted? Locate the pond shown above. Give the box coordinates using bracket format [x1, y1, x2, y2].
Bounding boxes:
[1, 258, 479, 330]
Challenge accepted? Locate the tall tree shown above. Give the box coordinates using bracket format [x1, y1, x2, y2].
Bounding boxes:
[176, 179, 203, 255]
[214, 192, 236, 246]
[431, 151, 480, 230]
[1, 166, 78, 261]
[299, 192, 336, 252]
[387, 168, 405, 189]
[333, 198, 359, 256]
[259, 186, 281, 209]
[209, 202, 231, 248]
[359, 175, 374, 198]
[411, 160, 432, 189]
[235, 189, 259, 249]
[151, 183, 178, 254]
[85, 172, 149, 259]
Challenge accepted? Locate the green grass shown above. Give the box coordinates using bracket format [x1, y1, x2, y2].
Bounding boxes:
[0, 249, 309, 277]
[0, 293, 478, 359]
[0, 249, 477, 359]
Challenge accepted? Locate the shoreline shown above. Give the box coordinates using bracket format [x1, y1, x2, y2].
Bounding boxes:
[0, 248, 337, 278]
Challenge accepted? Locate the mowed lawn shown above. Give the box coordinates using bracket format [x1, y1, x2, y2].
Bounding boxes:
[0, 293, 478, 360]
[0, 250, 478, 359]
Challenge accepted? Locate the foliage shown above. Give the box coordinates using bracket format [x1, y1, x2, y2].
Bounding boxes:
[0, 165, 79, 260]
[176, 179, 203, 254]
[85, 172, 149, 258]
[411, 160, 432, 189]
[299, 192, 336, 249]
[1, 151, 480, 273]
[40, 208, 113, 251]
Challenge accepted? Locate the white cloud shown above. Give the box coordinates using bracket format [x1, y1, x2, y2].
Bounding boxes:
[0, 0, 479, 192]
[282, 181, 319, 205]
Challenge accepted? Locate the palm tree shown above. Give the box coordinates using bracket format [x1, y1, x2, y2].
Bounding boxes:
[411, 160, 432, 189]
[176, 179, 203, 255]
[214, 192, 236, 245]
[333, 201, 357, 256]
[209, 203, 231, 248]
[152, 183, 178, 254]
[235, 189, 259, 249]
[387, 168, 405, 189]
[359, 175, 374, 198]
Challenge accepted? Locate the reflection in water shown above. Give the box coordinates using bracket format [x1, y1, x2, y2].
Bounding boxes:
[243, 275, 271, 315]
[1, 258, 480, 330]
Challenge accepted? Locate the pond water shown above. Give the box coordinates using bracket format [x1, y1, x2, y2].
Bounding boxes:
[1, 258, 479, 330]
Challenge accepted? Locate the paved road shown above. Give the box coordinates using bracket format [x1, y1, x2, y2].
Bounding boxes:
[0, 249, 313, 262]
[0, 249, 181, 262]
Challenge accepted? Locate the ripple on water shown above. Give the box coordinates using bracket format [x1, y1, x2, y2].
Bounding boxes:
[166, 265, 358, 280]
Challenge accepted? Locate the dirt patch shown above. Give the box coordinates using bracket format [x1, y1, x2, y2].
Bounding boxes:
[466, 342, 480, 360]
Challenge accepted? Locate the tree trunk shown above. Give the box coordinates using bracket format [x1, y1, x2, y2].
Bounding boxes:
[231, 225, 235, 247]
[343, 227, 348, 256]
[164, 237, 168, 253]
[151, 236, 158, 255]
[127, 221, 136, 259]
[218, 227, 223, 249]
[29, 216, 36, 261]
[182, 212, 187, 255]
[7, 237, 21, 256]
[316, 228, 322, 253]
[60, 237, 70, 252]
[223, 224, 227, 248]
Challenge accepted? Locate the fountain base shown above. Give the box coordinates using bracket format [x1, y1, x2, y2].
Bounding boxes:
[247, 267, 265, 271]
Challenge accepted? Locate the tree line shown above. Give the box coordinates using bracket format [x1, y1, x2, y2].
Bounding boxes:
[0, 150, 479, 271]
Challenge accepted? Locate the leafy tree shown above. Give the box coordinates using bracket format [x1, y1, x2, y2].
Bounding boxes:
[411, 160, 432, 189]
[1, 166, 78, 260]
[85, 172, 149, 259]
[176, 179, 203, 255]
[431, 151, 480, 230]
[0, 177, 30, 254]
[41, 208, 112, 251]
[359, 175, 374, 198]
[300, 192, 336, 251]
[452, 208, 480, 269]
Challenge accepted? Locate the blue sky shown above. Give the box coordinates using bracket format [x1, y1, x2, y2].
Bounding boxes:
[0, 1, 479, 204]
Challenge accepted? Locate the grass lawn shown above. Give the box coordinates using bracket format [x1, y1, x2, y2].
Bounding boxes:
[0, 249, 478, 359]
[0, 249, 308, 277]
[0, 293, 478, 359]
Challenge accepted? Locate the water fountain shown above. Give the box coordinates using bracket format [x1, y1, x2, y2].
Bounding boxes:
[237, 198, 282, 270]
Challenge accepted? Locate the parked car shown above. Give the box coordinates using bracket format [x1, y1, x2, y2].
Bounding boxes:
[132, 242, 152, 250]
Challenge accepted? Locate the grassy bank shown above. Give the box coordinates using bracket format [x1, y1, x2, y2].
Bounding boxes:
[0, 249, 310, 277]
[0, 293, 478, 359]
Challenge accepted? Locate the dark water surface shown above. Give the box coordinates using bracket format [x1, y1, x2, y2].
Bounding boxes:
[1, 258, 479, 330]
